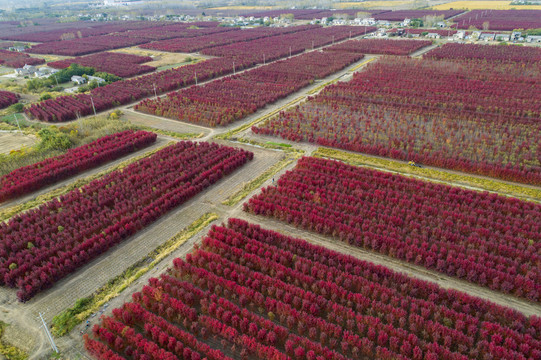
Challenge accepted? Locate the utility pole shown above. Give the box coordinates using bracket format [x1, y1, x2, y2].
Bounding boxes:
[39, 312, 58, 354]
[289, 46, 291, 58]
[312, 40, 314, 50]
[90, 95, 96, 116]
[263, 53, 265, 64]
[233, 61, 235, 74]
[195, 71, 197, 85]
[332, 35, 335, 44]
[153, 83, 157, 99]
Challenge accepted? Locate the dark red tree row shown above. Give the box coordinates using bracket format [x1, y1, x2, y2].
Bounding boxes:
[85, 219, 541, 360]
[135, 51, 362, 127]
[0, 49, 45, 68]
[25, 56, 252, 122]
[26, 35, 151, 56]
[118, 24, 232, 41]
[324, 38, 432, 55]
[453, 10, 541, 30]
[140, 25, 317, 53]
[0, 130, 156, 202]
[0, 90, 19, 109]
[254, 56, 541, 185]
[245, 156, 541, 302]
[425, 43, 541, 63]
[48, 52, 155, 78]
[2, 21, 162, 42]
[200, 26, 377, 63]
[0, 141, 252, 301]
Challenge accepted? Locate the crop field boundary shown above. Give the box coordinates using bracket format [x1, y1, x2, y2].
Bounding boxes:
[215, 93, 308, 140]
[216, 56, 376, 141]
[134, 125, 203, 140]
[0, 141, 175, 222]
[313, 147, 541, 203]
[222, 152, 299, 206]
[51, 212, 219, 337]
[235, 211, 541, 317]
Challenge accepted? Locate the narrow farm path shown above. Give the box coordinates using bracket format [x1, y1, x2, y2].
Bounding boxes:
[410, 42, 438, 57]
[245, 130, 541, 202]
[19, 143, 282, 324]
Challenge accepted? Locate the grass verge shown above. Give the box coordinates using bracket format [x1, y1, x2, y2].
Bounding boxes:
[133, 125, 203, 140]
[222, 153, 299, 206]
[0, 141, 174, 222]
[215, 95, 307, 140]
[314, 147, 541, 202]
[348, 57, 376, 72]
[51, 212, 218, 337]
[0, 322, 28, 360]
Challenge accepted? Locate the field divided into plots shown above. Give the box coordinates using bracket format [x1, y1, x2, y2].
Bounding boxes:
[135, 51, 363, 127]
[254, 44, 541, 185]
[245, 156, 541, 302]
[85, 219, 541, 360]
[24, 26, 374, 123]
[0, 141, 252, 301]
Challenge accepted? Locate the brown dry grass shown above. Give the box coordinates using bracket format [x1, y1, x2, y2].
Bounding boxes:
[110, 47, 196, 68]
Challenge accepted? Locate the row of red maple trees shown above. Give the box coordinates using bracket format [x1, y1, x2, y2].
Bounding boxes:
[140, 25, 317, 53]
[85, 219, 541, 360]
[0, 141, 252, 301]
[425, 42, 541, 63]
[48, 52, 155, 78]
[254, 54, 541, 185]
[0, 130, 156, 202]
[135, 50, 363, 127]
[0, 49, 45, 68]
[0, 90, 19, 109]
[245, 156, 541, 303]
[324, 38, 432, 56]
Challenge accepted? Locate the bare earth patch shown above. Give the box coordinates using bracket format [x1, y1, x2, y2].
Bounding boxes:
[110, 47, 196, 68]
[0, 132, 36, 154]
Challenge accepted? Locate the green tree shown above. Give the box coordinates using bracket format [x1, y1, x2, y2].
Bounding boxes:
[37, 128, 72, 151]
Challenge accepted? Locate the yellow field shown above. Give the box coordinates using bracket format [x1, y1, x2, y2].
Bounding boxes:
[335, 1, 415, 8]
[432, 1, 541, 10]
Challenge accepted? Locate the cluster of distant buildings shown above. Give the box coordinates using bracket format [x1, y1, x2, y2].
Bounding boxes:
[14, 65, 58, 78]
[70, 75, 105, 85]
[453, 30, 540, 43]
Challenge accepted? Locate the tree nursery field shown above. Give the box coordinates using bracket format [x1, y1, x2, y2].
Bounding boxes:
[245, 156, 541, 302]
[0, 10, 540, 360]
[135, 51, 363, 127]
[254, 44, 541, 185]
[85, 219, 541, 360]
[0, 141, 252, 301]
